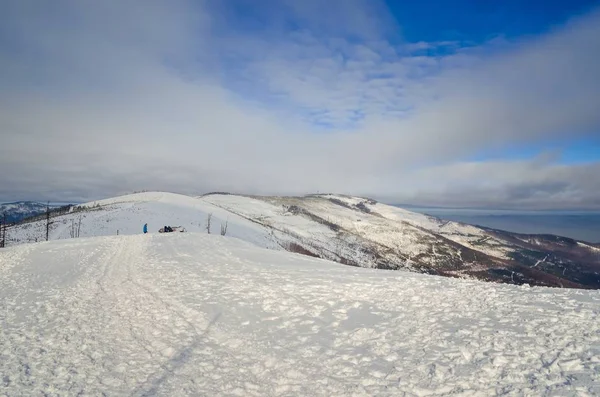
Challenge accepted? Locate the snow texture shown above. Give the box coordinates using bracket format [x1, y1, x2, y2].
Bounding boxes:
[2, 233, 600, 396]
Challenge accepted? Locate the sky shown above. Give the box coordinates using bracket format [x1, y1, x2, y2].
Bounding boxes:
[1, 0, 599, 209]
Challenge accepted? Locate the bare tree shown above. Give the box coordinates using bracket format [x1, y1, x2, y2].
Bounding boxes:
[45, 202, 52, 241]
[206, 213, 212, 234]
[0, 213, 6, 248]
[70, 216, 83, 238]
[220, 218, 228, 236]
[334, 232, 345, 259]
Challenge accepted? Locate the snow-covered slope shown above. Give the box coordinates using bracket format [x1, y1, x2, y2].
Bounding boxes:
[1, 233, 599, 396]
[203, 193, 512, 265]
[6, 192, 279, 250]
[203, 193, 600, 288]
[5, 192, 600, 288]
[203, 194, 454, 266]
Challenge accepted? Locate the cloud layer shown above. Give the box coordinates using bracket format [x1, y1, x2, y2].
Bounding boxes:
[1, 0, 599, 208]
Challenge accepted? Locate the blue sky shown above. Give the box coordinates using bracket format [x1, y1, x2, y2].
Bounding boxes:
[387, 0, 599, 42]
[469, 137, 600, 164]
[211, 0, 600, 164]
[387, 0, 600, 168]
[1, 0, 599, 209]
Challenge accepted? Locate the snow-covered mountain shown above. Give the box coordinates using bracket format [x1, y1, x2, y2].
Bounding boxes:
[0, 201, 60, 223]
[1, 233, 600, 395]
[4, 192, 600, 288]
[202, 193, 600, 288]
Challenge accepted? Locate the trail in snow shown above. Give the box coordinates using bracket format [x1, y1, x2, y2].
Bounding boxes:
[1, 234, 600, 396]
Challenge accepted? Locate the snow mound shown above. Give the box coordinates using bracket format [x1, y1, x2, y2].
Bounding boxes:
[1, 233, 600, 396]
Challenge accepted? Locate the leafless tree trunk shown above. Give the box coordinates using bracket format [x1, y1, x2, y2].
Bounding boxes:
[220, 219, 228, 236]
[334, 233, 345, 258]
[0, 214, 6, 248]
[45, 202, 51, 241]
[69, 216, 82, 238]
[206, 213, 212, 234]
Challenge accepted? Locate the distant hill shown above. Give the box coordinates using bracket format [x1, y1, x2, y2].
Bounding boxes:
[0, 201, 62, 223]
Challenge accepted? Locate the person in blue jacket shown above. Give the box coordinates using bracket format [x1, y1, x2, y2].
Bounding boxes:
[143, 223, 148, 234]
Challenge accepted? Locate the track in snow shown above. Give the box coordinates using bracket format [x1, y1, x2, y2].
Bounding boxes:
[1, 234, 600, 396]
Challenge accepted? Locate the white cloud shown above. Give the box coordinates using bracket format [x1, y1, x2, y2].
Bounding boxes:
[0, 0, 599, 208]
[371, 158, 600, 209]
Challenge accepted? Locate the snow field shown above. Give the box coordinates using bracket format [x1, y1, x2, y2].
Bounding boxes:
[5, 192, 280, 250]
[1, 233, 600, 396]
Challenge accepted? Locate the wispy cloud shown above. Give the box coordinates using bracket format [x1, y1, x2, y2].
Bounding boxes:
[1, 0, 599, 208]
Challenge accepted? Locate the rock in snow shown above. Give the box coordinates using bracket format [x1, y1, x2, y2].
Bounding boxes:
[1, 233, 600, 396]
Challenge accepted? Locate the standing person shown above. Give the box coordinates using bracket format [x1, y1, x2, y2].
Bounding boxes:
[143, 223, 148, 234]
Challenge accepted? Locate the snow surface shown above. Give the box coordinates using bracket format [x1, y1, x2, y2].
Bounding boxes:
[6, 192, 280, 250]
[366, 200, 513, 259]
[4, 192, 598, 287]
[203, 194, 433, 266]
[204, 193, 511, 267]
[2, 233, 600, 396]
[5, 192, 524, 265]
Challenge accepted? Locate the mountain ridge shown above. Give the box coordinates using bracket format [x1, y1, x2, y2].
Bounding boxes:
[4, 191, 599, 288]
[0, 201, 64, 223]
